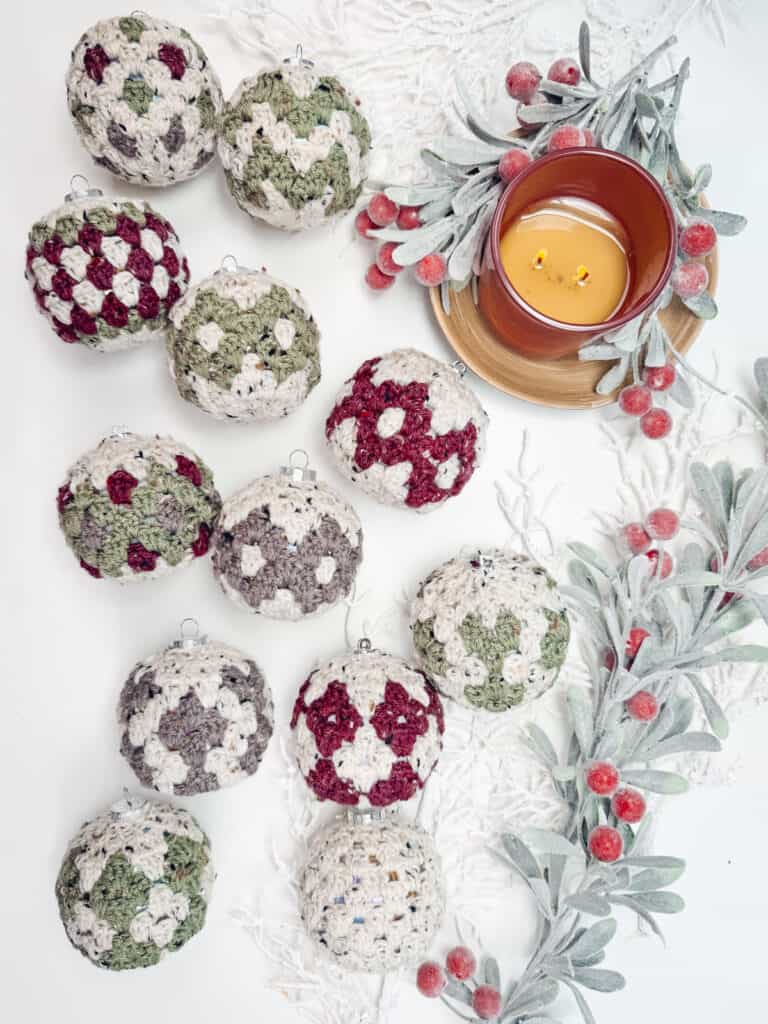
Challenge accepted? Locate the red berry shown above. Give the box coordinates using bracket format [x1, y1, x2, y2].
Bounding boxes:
[643, 363, 676, 391]
[446, 946, 476, 981]
[396, 205, 422, 231]
[415, 253, 447, 287]
[640, 407, 673, 440]
[623, 522, 652, 554]
[646, 549, 673, 579]
[365, 264, 396, 291]
[671, 261, 708, 299]
[547, 57, 582, 87]
[505, 61, 541, 102]
[612, 787, 647, 824]
[645, 507, 680, 541]
[376, 242, 404, 275]
[618, 385, 652, 417]
[548, 124, 589, 152]
[473, 985, 502, 1020]
[585, 761, 620, 796]
[367, 192, 399, 227]
[626, 689, 658, 721]
[747, 546, 768, 571]
[679, 220, 717, 258]
[498, 148, 532, 183]
[354, 209, 377, 238]
[588, 825, 623, 863]
[416, 961, 446, 998]
[626, 627, 650, 661]
[603, 648, 617, 670]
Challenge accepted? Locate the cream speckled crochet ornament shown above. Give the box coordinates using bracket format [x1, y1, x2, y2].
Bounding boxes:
[119, 623, 274, 795]
[325, 348, 489, 511]
[211, 455, 362, 620]
[167, 261, 321, 420]
[291, 644, 444, 807]
[66, 15, 222, 186]
[55, 795, 213, 970]
[410, 549, 571, 712]
[57, 430, 221, 581]
[218, 57, 371, 231]
[299, 815, 444, 973]
[25, 183, 189, 350]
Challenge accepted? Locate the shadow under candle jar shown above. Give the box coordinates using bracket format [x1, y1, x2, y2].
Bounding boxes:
[477, 149, 675, 361]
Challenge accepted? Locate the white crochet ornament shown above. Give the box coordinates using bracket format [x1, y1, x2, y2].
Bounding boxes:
[166, 262, 321, 421]
[291, 645, 444, 807]
[325, 348, 489, 511]
[299, 815, 444, 972]
[410, 549, 571, 712]
[66, 14, 223, 186]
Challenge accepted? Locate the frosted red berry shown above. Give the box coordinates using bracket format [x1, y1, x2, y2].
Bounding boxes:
[473, 985, 502, 1020]
[645, 507, 680, 541]
[646, 549, 673, 579]
[640, 407, 673, 440]
[365, 264, 396, 291]
[376, 242, 404, 276]
[396, 205, 422, 231]
[547, 57, 581, 87]
[623, 522, 652, 554]
[626, 689, 658, 721]
[603, 648, 617, 670]
[679, 220, 717, 258]
[499, 148, 532, 183]
[671, 261, 708, 299]
[643, 363, 675, 391]
[747, 546, 768, 571]
[367, 192, 399, 227]
[585, 761, 620, 796]
[415, 253, 447, 287]
[548, 125, 589, 152]
[588, 825, 623, 863]
[505, 61, 542, 102]
[355, 209, 377, 238]
[618, 385, 652, 417]
[446, 946, 476, 981]
[626, 627, 650, 661]
[612, 787, 647, 824]
[416, 961, 446, 998]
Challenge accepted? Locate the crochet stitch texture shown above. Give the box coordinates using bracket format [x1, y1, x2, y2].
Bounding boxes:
[26, 196, 189, 350]
[410, 549, 571, 711]
[57, 432, 221, 581]
[167, 268, 321, 420]
[55, 798, 213, 970]
[325, 348, 489, 511]
[211, 472, 363, 619]
[218, 63, 371, 230]
[299, 816, 444, 972]
[291, 649, 444, 807]
[66, 15, 223, 186]
[119, 638, 274, 795]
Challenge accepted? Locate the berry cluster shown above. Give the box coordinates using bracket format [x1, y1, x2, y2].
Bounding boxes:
[617, 364, 677, 439]
[417, 946, 502, 1020]
[671, 220, 716, 300]
[356, 193, 446, 291]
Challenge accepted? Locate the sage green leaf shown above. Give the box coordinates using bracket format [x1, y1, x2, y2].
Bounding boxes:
[578, 342, 621, 361]
[443, 978, 473, 1005]
[641, 732, 721, 759]
[627, 890, 684, 913]
[540, 80, 595, 100]
[658, 570, 721, 588]
[568, 543, 616, 579]
[608, 894, 666, 942]
[695, 644, 768, 667]
[619, 769, 689, 794]
[560, 977, 597, 1024]
[567, 686, 594, 756]
[567, 559, 602, 597]
[547, 854, 566, 912]
[754, 357, 768, 401]
[391, 217, 459, 265]
[692, 163, 712, 192]
[686, 673, 729, 739]
[694, 207, 746, 235]
[690, 462, 727, 534]
[746, 591, 768, 627]
[668, 367, 695, 409]
[483, 956, 501, 989]
[522, 827, 582, 859]
[579, 20, 592, 81]
[384, 184, 452, 205]
[502, 834, 541, 878]
[620, 855, 685, 870]
[595, 356, 630, 394]
[572, 968, 625, 992]
[568, 918, 617, 959]
[635, 91, 661, 118]
[566, 892, 612, 916]
[448, 204, 494, 281]
[426, 136, 507, 165]
[625, 865, 685, 890]
[507, 978, 560, 1013]
[525, 723, 559, 767]
[683, 291, 718, 319]
[521, 101, 589, 124]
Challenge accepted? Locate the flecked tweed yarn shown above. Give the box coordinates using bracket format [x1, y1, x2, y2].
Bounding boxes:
[410, 549, 571, 712]
[66, 15, 223, 186]
[291, 648, 444, 807]
[119, 635, 274, 795]
[218, 62, 371, 230]
[211, 469, 362, 620]
[57, 431, 221, 581]
[25, 192, 189, 350]
[167, 266, 321, 420]
[299, 815, 444, 972]
[55, 796, 213, 970]
[325, 348, 489, 511]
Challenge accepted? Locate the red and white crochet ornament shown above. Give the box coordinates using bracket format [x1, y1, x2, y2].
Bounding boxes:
[291, 640, 444, 807]
[325, 348, 488, 511]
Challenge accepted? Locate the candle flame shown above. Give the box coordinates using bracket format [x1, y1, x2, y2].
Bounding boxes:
[533, 248, 547, 269]
[574, 264, 590, 285]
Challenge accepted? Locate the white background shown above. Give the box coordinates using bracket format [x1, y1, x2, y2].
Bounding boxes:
[2, 1, 767, 1021]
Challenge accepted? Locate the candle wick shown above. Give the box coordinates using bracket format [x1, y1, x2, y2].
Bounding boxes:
[574, 264, 590, 286]
[533, 248, 547, 270]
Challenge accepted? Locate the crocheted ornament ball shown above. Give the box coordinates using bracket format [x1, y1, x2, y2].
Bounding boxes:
[119, 634, 274, 795]
[66, 15, 223, 186]
[167, 265, 321, 421]
[410, 549, 571, 712]
[291, 648, 444, 807]
[25, 192, 189, 350]
[57, 431, 221, 581]
[218, 61, 371, 231]
[299, 816, 444, 972]
[211, 467, 362, 620]
[325, 348, 489, 511]
[55, 796, 213, 970]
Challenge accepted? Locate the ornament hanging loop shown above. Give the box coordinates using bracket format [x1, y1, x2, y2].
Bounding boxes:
[281, 449, 317, 482]
[451, 359, 468, 378]
[173, 617, 207, 649]
[284, 43, 314, 68]
[345, 806, 388, 826]
[219, 254, 239, 274]
[357, 637, 372, 654]
[108, 424, 130, 439]
[65, 174, 103, 202]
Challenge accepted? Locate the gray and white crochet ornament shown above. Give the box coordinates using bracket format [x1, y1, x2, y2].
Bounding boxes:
[166, 258, 321, 421]
[299, 814, 444, 973]
[218, 54, 371, 231]
[325, 348, 489, 512]
[211, 453, 363, 620]
[55, 794, 214, 970]
[66, 14, 223, 186]
[291, 643, 444, 807]
[410, 549, 571, 713]
[118, 621, 274, 795]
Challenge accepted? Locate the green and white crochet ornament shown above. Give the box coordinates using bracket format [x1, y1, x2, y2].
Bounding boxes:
[218, 53, 371, 231]
[166, 258, 321, 420]
[410, 549, 570, 712]
[55, 794, 213, 970]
